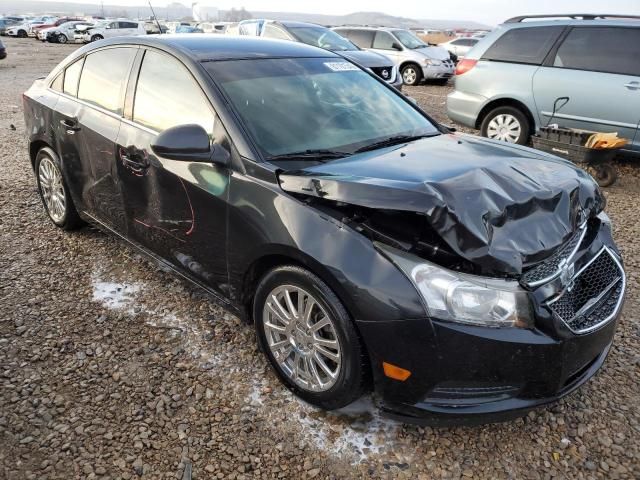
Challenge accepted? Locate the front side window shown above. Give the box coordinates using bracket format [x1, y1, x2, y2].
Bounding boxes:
[553, 27, 640, 76]
[482, 26, 563, 65]
[373, 31, 396, 50]
[207, 58, 438, 157]
[78, 48, 136, 114]
[133, 50, 214, 134]
[290, 27, 357, 51]
[392, 30, 427, 49]
[63, 58, 83, 96]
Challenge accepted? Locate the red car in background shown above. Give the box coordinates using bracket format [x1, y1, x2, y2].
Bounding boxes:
[31, 17, 84, 38]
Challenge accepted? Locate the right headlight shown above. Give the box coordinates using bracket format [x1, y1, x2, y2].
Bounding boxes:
[377, 243, 533, 328]
[423, 59, 443, 67]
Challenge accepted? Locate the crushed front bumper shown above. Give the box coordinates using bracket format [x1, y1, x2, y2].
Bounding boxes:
[357, 218, 624, 425]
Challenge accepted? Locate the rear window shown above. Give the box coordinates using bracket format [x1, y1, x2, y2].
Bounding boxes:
[339, 29, 374, 48]
[78, 48, 136, 114]
[482, 26, 563, 65]
[553, 27, 640, 76]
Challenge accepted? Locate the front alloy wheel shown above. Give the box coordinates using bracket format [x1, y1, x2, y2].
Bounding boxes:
[263, 285, 342, 392]
[58, 33, 68, 43]
[401, 64, 422, 86]
[254, 266, 366, 409]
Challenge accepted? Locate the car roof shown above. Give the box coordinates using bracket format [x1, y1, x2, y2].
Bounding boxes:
[334, 26, 404, 32]
[84, 35, 339, 61]
[500, 18, 640, 29]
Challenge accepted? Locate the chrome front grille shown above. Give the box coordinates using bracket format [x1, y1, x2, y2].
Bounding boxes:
[521, 225, 587, 287]
[548, 247, 624, 334]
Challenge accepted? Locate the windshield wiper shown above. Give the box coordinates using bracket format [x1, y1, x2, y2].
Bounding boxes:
[268, 149, 351, 162]
[354, 134, 437, 153]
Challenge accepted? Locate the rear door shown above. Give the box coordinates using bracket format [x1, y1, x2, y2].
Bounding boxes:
[115, 48, 230, 292]
[532, 26, 640, 152]
[74, 46, 138, 232]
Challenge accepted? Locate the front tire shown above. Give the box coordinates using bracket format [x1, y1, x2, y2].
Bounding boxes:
[480, 106, 530, 145]
[91, 34, 103, 42]
[35, 147, 82, 230]
[401, 63, 423, 86]
[17, 29, 27, 38]
[253, 266, 366, 410]
[57, 33, 68, 43]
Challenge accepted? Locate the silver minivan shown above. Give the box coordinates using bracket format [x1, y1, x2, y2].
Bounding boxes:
[447, 14, 640, 153]
[333, 26, 454, 86]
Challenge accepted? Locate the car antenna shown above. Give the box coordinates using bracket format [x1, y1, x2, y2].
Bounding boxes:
[148, 0, 163, 34]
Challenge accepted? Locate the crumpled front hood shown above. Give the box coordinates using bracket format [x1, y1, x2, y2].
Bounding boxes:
[414, 45, 450, 60]
[278, 134, 604, 275]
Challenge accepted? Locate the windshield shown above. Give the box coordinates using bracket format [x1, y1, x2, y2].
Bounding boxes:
[393, 29, 428, 49]
[206, 58, 438, 158]
[289, 27, 357, 52]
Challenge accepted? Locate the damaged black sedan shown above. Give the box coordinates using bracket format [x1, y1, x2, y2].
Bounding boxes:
[23, 36, 625, 425]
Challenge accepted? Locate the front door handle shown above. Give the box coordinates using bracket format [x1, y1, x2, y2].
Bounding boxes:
[60, 118, 81, 132]
[624, 81, 640, 90]
[119, 146, 150, 175]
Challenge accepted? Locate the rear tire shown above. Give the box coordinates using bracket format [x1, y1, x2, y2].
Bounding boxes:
[35, 147, 83, 230]
[401, 63, 423, 86]
[480, 106, 530, 145]
[253, 265, 366, 410]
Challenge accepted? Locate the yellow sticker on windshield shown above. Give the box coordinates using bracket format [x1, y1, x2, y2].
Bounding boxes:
[324, 62, 359, 72]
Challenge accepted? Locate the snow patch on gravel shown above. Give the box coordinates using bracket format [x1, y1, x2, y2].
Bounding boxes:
[294, 396, 400, 463]
[92, 278, 142, 310]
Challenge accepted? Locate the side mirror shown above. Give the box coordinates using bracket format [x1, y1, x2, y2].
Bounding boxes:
[151, 124, 230, 166]
[391, 42, 403, 51]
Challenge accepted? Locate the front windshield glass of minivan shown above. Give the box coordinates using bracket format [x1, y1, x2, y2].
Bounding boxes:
[206, 58, 438, 159]
[290, 27, 357, 51]
[393, 30, 427, 49]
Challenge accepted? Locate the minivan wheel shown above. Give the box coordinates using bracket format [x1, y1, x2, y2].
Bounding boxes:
[91, 34, 103, 42]
[481, 106, 530, 145]
[401, 64, 422, 86]
[253, 266, 366, 410]
[35, 147, 82, 230]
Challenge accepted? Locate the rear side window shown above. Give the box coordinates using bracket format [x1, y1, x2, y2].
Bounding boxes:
[78, 48, 136, 114]
[263, 24, 290, 40]
[121, 22, 139, 29]
[553, 27, 640, 76]
[63, 58, 83, 96]
[482, 26, 563, 65]
[373, 31, 396, 50]
[341, 29, 374, 48]
[133, 50, 214, 134]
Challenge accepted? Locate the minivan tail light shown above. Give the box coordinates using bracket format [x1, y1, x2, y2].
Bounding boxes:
[455, 59, 477, 75]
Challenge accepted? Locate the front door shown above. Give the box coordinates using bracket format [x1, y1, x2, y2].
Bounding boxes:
[116, 48, 230, 294]
[533, 26, 640, 153]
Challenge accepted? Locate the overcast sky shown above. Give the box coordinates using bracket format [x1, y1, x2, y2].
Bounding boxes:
[27, 0, 640, 26]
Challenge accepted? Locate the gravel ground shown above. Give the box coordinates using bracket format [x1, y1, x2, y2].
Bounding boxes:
[1, 37, 639, 480]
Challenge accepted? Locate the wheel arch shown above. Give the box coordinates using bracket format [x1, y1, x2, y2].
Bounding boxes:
[29, 139, 54, 171]
[475, 97, 536, 133]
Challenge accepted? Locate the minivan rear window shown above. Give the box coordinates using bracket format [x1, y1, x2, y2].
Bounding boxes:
[339, 29, 374, 49]
[482, 26, 563, 65]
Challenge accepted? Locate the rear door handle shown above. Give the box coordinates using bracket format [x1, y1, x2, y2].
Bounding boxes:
[60, 118, 81, 132]
[624, 81, 640, 90]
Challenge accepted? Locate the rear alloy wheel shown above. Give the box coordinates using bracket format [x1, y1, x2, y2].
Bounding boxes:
[35, 147, 82, 230]
[91, 34, 103, 42]
[57, 33, 68, 43]
[254, 266, 366, 409]
[481, 106, 530, 145]
[401, 64, 422, 86]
